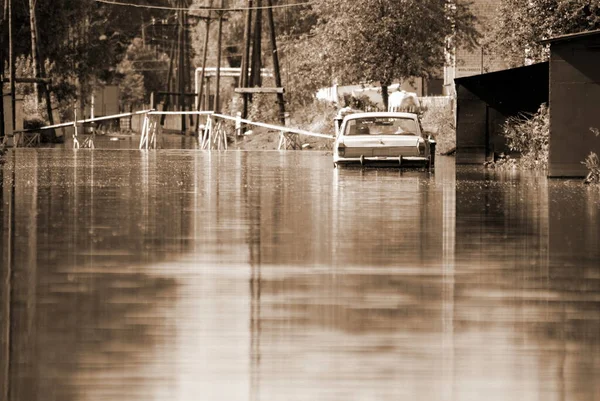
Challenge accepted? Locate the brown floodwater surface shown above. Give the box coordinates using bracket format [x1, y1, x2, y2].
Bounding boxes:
[1, 149, 599, 401]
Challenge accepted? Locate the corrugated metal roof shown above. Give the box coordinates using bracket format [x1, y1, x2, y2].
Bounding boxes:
[539, 29, 600, 45]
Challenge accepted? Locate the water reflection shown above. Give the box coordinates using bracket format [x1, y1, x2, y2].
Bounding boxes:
[0, 150, 598, 401]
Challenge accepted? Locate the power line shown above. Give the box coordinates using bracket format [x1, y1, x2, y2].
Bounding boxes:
[93, 0, 314, 12]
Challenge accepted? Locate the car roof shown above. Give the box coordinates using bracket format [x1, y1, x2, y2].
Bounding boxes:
[343, 111, 418, 122]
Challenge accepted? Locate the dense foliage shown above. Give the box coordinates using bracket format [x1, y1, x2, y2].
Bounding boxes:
[116, 38, 170, 110]
[281, 0, 479, 109]
[493, 103, 549, 170]
[0, 0, 179, 117]
[421, 101, 456, 155]
[487, 0, 600, 66]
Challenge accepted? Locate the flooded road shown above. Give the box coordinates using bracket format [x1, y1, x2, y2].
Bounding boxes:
[1, 149, 599, 401]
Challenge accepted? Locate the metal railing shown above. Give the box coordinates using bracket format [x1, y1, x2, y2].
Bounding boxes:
[20, 109, 335, 151]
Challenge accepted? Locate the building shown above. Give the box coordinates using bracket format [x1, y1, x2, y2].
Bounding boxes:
[444, 0, 507, 96]
[454, 62, 549, 164]
[541, 30, 600, 177]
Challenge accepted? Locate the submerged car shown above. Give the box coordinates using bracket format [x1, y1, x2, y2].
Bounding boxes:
[333, 111, 436, 169]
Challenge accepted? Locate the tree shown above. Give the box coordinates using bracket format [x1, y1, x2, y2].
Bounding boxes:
[0, 0, 177, 111]
[487, 0, 600, 67]
[117, 58, 145, 111]
[121, 38, 170, 104]
[281, 0, 479, 109]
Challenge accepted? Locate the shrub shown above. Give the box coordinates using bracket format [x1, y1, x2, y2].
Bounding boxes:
[583, 152, 600, 184]
[290, 100, 337, 134]
[583, 128, 600, 184]
[23, 115, 46, 130]
[420, 101, 455, 155]
[340, 94, 380, 112]
[499, 103, 549, 169]
[247, 93, 282, 125]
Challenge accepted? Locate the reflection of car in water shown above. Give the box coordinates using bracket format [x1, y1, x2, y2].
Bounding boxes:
[333, 112, 436, 169]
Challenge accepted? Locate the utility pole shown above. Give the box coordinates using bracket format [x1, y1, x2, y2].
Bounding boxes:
[195, 0, 213, 128]
[28, 0, 40, 106]
[266, 0, 285, 125]
[184, 10, 193, 127]
[141, 16, 146, 48]
[9, 0, 16, 133]
[178, 0, 186, 131]
[240, 0, 253, 120]
[214, 0, 225, 113]
[35, 22, 55, 128]
[250, 0, 263, 89]
[161, 24, 177, 125]
[0, 0, 7, 138]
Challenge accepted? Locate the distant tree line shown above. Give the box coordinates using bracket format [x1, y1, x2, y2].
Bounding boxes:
[0, 0, 178, 119]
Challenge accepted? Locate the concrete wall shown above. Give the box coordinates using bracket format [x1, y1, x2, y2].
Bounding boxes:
[548, 35, 600, 177]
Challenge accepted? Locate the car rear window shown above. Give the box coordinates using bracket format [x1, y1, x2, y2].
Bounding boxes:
[344, 117, 418, 136]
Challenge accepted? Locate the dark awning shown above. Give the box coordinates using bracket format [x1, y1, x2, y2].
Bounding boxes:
[454, 62, 549, 115]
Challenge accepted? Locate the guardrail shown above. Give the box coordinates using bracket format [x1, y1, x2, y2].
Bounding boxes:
[18, 109, 334, 150]
[142, 111, 334, 150]
[11, 110, 154, 149]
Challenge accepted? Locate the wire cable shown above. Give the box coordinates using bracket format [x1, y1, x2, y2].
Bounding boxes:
[93, 0, 314, 12]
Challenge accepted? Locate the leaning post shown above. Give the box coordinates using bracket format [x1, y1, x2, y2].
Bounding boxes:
[72, 108, 80, 149]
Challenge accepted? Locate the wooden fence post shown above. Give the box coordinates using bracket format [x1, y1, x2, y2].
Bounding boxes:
[73, 108, 79, 149]
[235, 112, 242, 136]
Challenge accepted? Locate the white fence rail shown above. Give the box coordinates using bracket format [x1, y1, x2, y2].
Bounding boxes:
[27, 109, 333, 150]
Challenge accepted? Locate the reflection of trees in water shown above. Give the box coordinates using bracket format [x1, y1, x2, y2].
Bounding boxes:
[242, 153, 335, 267]
[236, 161, 452, 400]
[1, 150, 198, 401]
[0, 162, 12, 401]
[243, 152, 262, 401]
[331, 168, 444, 267]
[240, 158, 447, 336]
[259, 273, 445, 334]
[239, 162, 598, 399]
[31, 271, 176, 401]
[454, 168, 599, 397]
[246, 164, 448, 333]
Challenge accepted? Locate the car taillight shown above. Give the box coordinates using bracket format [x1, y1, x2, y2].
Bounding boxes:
[418, 139, 426, 155]
[338, 143, 346, 157]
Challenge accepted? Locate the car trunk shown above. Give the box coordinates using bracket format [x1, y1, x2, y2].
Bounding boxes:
[341, 135, 422, 158]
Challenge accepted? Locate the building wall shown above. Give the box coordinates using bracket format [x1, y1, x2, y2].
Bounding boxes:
[83, 86, 120, 118]
[548, 35, 600, 177]
[455, 84, 488, 164]
[444, 0, 508, 95]
[455, 62, 548, 164]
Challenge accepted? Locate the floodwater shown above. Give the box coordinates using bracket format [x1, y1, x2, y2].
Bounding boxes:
[0, 148, 599, 401]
